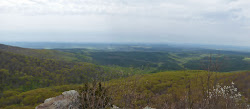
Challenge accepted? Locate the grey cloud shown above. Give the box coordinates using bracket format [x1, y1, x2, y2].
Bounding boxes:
[0, 0, 250, 46]
[0, 0, 249, 21]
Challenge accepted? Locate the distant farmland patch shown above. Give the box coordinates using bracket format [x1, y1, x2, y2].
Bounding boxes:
[243, 57, 250, 62]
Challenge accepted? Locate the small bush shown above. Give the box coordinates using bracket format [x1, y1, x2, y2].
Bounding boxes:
[79, 82, 112, 109]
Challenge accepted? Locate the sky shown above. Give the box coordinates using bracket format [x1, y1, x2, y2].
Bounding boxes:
[0, 0, 250, 46]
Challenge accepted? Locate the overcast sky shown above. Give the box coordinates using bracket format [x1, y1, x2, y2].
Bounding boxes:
[0, 0, 250, 46]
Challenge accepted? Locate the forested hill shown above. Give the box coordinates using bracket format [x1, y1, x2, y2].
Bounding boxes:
[0, 44, 78, 62]
[1, 70, 249, 108]
[0, 43, 249, 108]
[0, 50, 126, 92]
[1, 43, 250, 73]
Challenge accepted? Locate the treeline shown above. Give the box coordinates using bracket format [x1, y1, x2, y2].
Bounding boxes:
[0, 51, 127, 92]
[0, 70, 249, 108]
[0, 44, 78, 62]
[184, 55, 250, 72]
[57, 48, 250, 72]
[57, 49, 184, 71]
[0, 85, 80, 108]
[107, 71, 249, 108]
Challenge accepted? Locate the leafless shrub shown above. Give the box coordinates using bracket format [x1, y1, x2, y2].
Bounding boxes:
[78, 81, 112, 109]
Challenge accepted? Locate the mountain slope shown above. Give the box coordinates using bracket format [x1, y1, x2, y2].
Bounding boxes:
[1, 70, 249, 109]
[0, 44, 77, 62]
[0, 50, 125, 92]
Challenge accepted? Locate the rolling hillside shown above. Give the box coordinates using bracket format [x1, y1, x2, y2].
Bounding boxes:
[58, 48, 250, 72]
[0, 49, 134, 92]
[1, 70, 249, 108]
[1, 44, 249, 72]
[0, 44, 78, 62]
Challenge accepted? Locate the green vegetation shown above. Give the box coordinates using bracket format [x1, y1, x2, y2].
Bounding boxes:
[107, 70, 249, 108]
[2, 43, 250, 72]
[0, 85, 80, 109]
[0, 50, 142, 92]
[0, 43, 249, 108]
[243, 57, 250, 62]
[58, 48, 250, 72]
[0, 44, 78, 62]
[1, 70, 249, 108]
[184, 55, 250, 72]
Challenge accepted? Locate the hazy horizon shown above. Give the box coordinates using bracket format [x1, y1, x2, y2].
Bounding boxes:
[1, 0, 250, 46]
[1, 41, 250, 47]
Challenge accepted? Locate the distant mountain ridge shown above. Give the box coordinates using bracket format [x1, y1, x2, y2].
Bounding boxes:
[0, 43, 78, 62]
[1, 43, 250, 72]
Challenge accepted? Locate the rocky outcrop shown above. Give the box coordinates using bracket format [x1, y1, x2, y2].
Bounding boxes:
[36, 90, 80, 109]
[36, 90, 156, 109]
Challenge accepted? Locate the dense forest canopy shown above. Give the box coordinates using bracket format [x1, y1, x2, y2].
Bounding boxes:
[1, 43, 250, 72]
[0, 43, 249, 109]
[56, 48, 250, 72]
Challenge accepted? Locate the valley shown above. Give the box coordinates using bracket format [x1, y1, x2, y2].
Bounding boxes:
[0, 43, 249, 109]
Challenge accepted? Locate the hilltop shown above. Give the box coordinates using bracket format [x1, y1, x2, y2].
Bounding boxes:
[0, 44, 77, 62]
